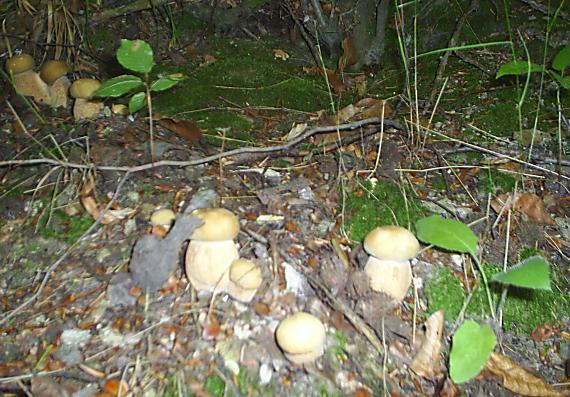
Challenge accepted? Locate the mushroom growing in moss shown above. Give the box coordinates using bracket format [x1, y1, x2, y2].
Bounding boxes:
[69, 78, 103, 120]
[185, 208, 240, 292]
[40, 60, 70, 108]
[227, 259, 262, 303]
[363, 226, 420, 302]
[275, 312, 326, 365]
[5, 54, 50, 102]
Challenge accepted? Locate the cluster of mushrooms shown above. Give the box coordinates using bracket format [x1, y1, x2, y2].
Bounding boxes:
[5, 53, 103, 120]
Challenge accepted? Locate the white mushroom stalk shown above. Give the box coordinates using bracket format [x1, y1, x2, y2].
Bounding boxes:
[185, 208, 240, 292]
[363, 225, 420, 302]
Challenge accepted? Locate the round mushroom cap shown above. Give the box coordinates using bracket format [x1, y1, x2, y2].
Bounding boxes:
[70, 78, 101, 99]
[150, 208, 176, 226]
[230, 259, 262, 289]
[190, 208, 240, 241]
[40, 60, 70, 84]
[5, 54, 34, 74]
[276, 312, 326, 357]
[364, 226, 420, 261]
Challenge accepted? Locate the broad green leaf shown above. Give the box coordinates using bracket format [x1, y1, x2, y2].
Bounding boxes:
[117, 39, 154, 74]
[415, 215, 478, 254]
[150, 74, 185, 92]
[450, 320, 496, 384]
[552, 43, 570, 72]
[204, 375, 225, 396]
[93, 75, 142, 97]
[491, 255, 551, 290]
[128, 92, 146, 114]
[496, 60, 543, 78]
[551, 71, 570, 90]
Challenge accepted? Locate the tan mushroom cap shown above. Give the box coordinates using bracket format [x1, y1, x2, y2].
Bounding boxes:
[276, 312, 326, 364]
[70, 78, 101, 99]
[229, 259, 262, 289]
[150, 208, 176, 226]
[40, 60, 70, 84]
[190, 208, 240, 241]
[5, 54, 34, 74]
[364, 226, 420, 261]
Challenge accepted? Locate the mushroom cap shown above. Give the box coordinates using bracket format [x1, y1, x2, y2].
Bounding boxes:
[40, 60, 70, 84]
[190, 208, 240, 241]
[275, 312, 326, 364]
[5, 54, 34, 74]
[364, 226, 420, 261]
[150, 208, 176, 226]
[364, 257, 412, 301]
[70, 78, 101, 99]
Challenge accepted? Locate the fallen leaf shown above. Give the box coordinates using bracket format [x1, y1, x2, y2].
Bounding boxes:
[31, 376, 72, 397]
[531, 323, 556, 342]
[102, 378, 129, 396]
[158, 118, 203, 143]
[273, 48, 290, 60]
[491, 192, 556, 225]
[202, 315, 221, 340]
[411, 310, 444, 379]
[486, 352, 565, 397]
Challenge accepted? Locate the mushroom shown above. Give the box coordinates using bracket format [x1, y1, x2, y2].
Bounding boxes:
[5, 54, 50, 103]
[227, 259, 262, 302]
[363, 226, 420, 301]
[275, 312, 326, 365]
[69, 78, 103, 120]
[150, 208, 176, 237]
[40, 60, 70, 108]
[184, 208, 240, 292]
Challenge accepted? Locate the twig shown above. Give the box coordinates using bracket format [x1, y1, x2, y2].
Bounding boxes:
[0, 172, 132, 326]
[0, 118, 404, 172]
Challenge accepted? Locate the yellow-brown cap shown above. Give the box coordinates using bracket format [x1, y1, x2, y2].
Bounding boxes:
[5, 54, 34, 74]
[40, 60, 70, 84]
[70, 78, 101, 99]
[190, 208, 240, 241]
[364, 226, 420, 261]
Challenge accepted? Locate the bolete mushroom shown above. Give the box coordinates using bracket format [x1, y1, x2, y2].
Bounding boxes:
[184, 208, 240, 292]
[275, 312, 326, 365]
[363, 226, 420, 301]
[5, 54, 50, 102]
[69, 78, 103, 120]
[40, 60, 70, 108]
[227, 259, 262, 303]
[150, 208, 176, 237]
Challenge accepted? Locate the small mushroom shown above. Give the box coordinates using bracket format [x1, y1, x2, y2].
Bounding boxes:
[275, 312, 326, 365]
[5, 54, 50, 102]
[69, 78, 103, 120]
[363, 226, 420, 301]
[184, 208, 240, 292]
[227, 259, 262, 303]
[40, 60, 70, 108]
[150, 208, 176, 236]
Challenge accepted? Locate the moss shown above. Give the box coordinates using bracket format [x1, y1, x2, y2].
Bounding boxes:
[38, 209, 94, 244]
[478, 168, 517, 194]
[343, 179, 427, 243]
[425, 262, 570, 334]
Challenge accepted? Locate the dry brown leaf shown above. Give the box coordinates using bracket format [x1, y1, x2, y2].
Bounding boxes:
[158, 118, 203, 144]
[486, 352, 566, 397]
[202, 315, 221, 340]
[273, 48, 290, 60]
[80, 175, 133, 224]
[102, 378, 129, 396]
[411, 310, 444, 379]
[491, 192, 556, 225]
[338, 36, 359, 72]
[531, 323, 556, 342]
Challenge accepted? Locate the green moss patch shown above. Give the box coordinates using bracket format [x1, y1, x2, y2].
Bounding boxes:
[343, 179, 427, 243]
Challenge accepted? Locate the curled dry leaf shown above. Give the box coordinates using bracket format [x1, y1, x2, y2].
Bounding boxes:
[491, 193, 556, 225]
[273, 48, 290, 60]
[486, 352, 566, 397]
[411, 310, 444, 379]
[157, 117, 203, 143]
[102, 378, 129, 396]
[80, 175, 134, 224]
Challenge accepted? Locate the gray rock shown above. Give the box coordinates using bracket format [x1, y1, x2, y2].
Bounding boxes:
[107, 273, 138, 307]
[130, 215, 201, 292]
[184, 188, 219, 214]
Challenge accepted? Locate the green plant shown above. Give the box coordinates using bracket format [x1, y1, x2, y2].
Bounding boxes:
[496, 43, 570, 90]
[93, 39, 185, 159]
[415, 215, 553, 383]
